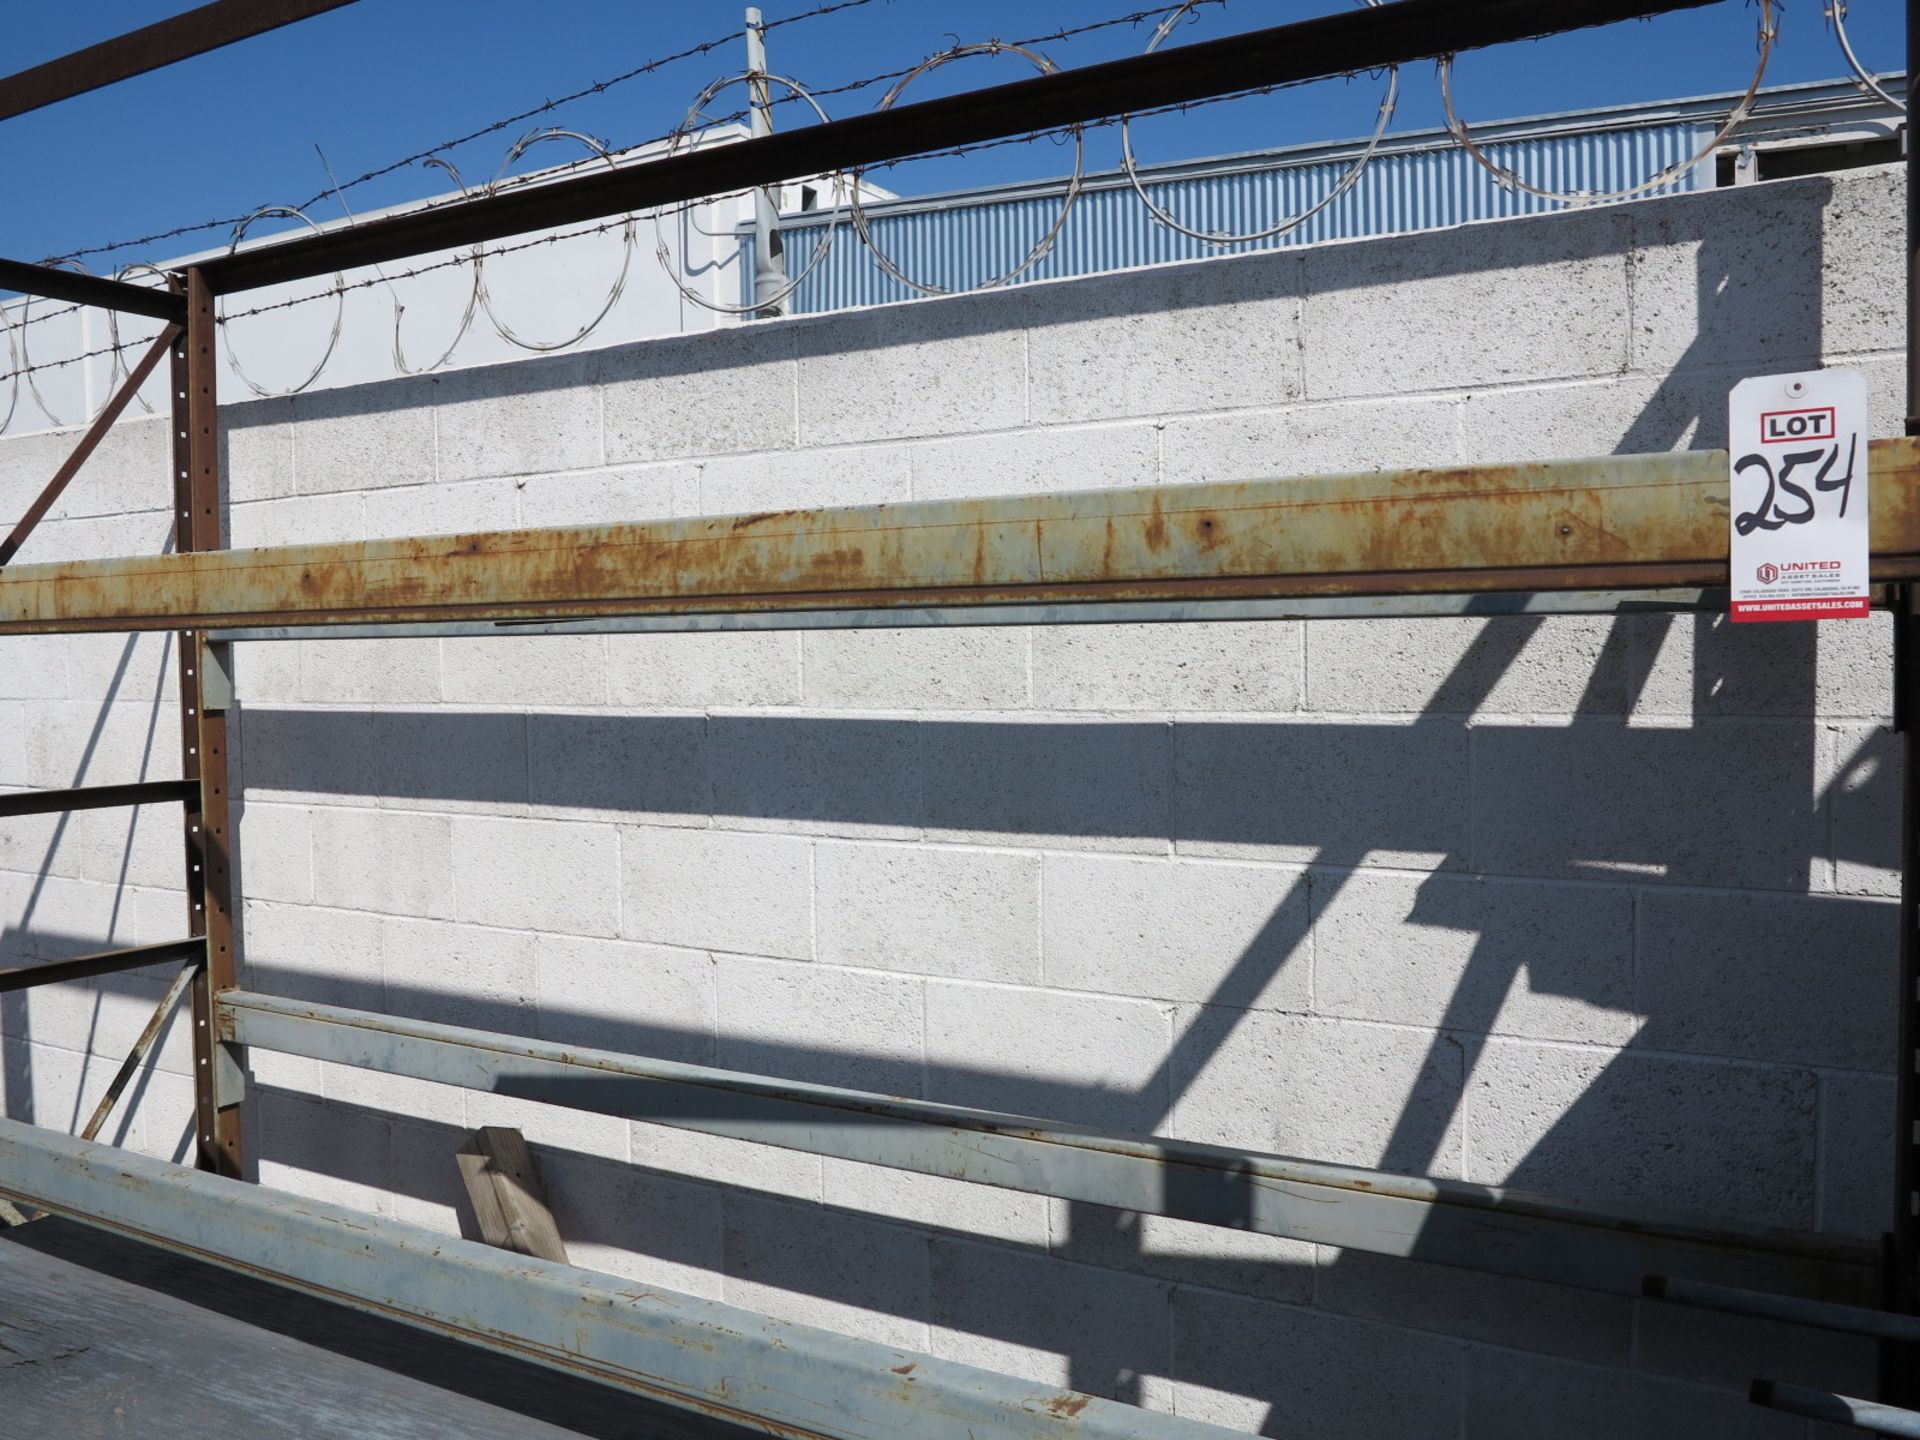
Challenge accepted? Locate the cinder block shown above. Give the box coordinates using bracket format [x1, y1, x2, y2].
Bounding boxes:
[253, 1089, 393, 1217]
[1042, 854, 1311, 1010]
[1471, 721, 1824, 891]
[222, 397, 295, 505]
[1304, 616, 1634, 715]
[1636, 890, 1894, 1068]
[715, 954, 923, 1095]
[1049, 1201, 1314, 1307]
[1820, 165, 1904, 358]
[623, 827, 811, 959]
[22, 699, 180, 790]
[1461, 1345, 1802, 1440]
[1315, 1248, 1631, 1365]
[310, 806, 454, 919]
[0, 637, 66, 699]
[374, 710, 528, 815]
[631, 1121, 823, 1202]
[527, 711, 707, 824]
[823, 1158, 1051, 1246]
[0, 874, 139, 961]
[322, 1058, 468, 1129]
[535, 934, 712, 1063]
[25, 508, 174, 565]
[463, 1085, 628, 1163]
[241, 899, 382, 1008]
[433, 355, 602, 481]
[722, 1190, 930, 1350]
[518, 463, 699, 527]
[930, 1239, 1172, 1404]
[1313, 871, 1637, 1045]
[1627, 610, 1891, 721]
[1467, 1040, 1816, 1230]
[13, 1040, 133, 1145]
[67, 629, 177, 703]
[235, 801, 313, 903]
[301, 637, 441, 704]
[1303, 207, 1631, 399]
[606, 632, 801, 708]
[1819, 1072, 1893, 1240]
[909, 423, 1158, 500]
[1174, 717, 1468, 868]
[600, 326, 796, 463]
[1160, 396, 1460, 486]
[1170, 1288, 1462, 1440]
[1172, 1008, 1466, 1177]
[1025, 256, 1305, 423]
[1453, 373, 1700, 463]
[815, 840, 1040, 984]
[362, 477, 518, 540]
[291, 377, 437, 493]
[0, 706, 26, 787]
[708, 712, 920, 839]
[924, 717, 1171, 854]
[1635, 1294, 1875, 1400]
[0, 412, 169, 520]
[1031, 622, 1299, 713]
[797, 296, 1025, 445]
[236, 705, 383, 807]
[449, 814, 619, 937]
[535, 1149, 725, 1299]
[123, 1067, 196, 1166]
[386, 1116, 470, 1235]
[442, 635, 606, 706]
[924, 981, 1170, 1132]
[1830, 723, 1898, 898]
[801, 629, 1029, 711]
[700, 443, 912, 513]
[228, 492, 364, 549]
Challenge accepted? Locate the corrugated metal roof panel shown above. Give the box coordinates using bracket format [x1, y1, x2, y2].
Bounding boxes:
[748, 121, 1712, 313]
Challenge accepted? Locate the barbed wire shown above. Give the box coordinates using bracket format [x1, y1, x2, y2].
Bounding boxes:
[4, 0, 1890, 421]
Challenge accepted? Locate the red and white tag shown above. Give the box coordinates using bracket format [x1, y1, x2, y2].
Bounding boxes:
[1728, 369, 1870, 623]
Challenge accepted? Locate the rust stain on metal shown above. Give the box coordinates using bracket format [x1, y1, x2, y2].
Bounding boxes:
[890, 1362, 916, 1375]
[1040, 1392, 1093, 1420]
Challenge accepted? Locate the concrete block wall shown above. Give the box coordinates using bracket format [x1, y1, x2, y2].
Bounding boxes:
[0, 165, 1906, 1438]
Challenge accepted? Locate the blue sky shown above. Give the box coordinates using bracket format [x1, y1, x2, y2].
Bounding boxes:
[0, 1, 1904, 272]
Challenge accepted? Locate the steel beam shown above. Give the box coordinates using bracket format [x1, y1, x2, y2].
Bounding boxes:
[1644, 1275, 1920, 1345]
[6, 444, 1920, 636]
[1751, 1382, 1920, 1437]
[0, 939, 205, 993]
[0, 1118, 1246, 1440]
[218, 990, 1879, 1304]
[0, 779, 198, 818]
[0, 1, 364, 123]
[199, 0, 1714, 295]
[0, 259, 185, 322]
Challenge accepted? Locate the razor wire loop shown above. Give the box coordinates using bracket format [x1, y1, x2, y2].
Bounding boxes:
[0, 306, 19, 436]
[1825, 1, 1903, 111]
[478, 130, 636, 352]
[105, 264, 173, 416]
[1120, 0, 1398, 247]
[849, 41, 1086, 296]
[218, 206, 346, 397]
[18, 258, 100, 427]
[391, 158, 485, 375]
[653, 73, 848, 316]
[1438, 0, 1778, 207]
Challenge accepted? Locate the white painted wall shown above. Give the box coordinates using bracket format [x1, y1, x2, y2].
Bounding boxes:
[0, 164, 1905, 1438]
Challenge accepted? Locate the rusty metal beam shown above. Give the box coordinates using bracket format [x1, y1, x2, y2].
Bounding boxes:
[0, 780, 198, 818]
[0, 0, 363, 124]
[0, 939, 205, 994]
[0, 259, 185, 322]
[0, 324, 183, 567]
[3, 442, 1918, 635]
[199, 0, 1714, 296]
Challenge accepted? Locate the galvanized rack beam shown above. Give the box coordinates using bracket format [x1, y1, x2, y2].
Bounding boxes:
[5, 442, 1920, 636]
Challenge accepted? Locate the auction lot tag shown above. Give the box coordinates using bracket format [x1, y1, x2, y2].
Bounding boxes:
[1728, 369, 1869, 623]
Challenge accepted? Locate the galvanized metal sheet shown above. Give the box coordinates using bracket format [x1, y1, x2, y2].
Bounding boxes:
[6, 444, 1920, 635]
[218, 991, 1877, 1305]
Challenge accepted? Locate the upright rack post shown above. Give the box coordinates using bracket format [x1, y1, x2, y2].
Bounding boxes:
[172, 269, 241, 1178]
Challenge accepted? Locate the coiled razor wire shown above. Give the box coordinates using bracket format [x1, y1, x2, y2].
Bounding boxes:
[1826, 1, 1903, 111]
[479, 130, 636, 351]
[1120, 0, 1397, 247]
[0, 309, 19, 435]
[392, 158, 485, 375]
[218, 206, 346, 397]
[654, 72, 847, 316]
[105, 264, 173, 415]
[18, 259, 99, 427]
[849, 41, 1085, 296]
[1438, 0, 1777, 207]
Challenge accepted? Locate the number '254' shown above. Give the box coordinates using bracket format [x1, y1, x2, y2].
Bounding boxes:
[1733, 436, 1858, 536]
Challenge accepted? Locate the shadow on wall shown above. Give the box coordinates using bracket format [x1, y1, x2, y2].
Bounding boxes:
[0, 175, 1898, 1435]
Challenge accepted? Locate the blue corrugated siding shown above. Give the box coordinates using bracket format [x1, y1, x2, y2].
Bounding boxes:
[749, 121, 1708, 313]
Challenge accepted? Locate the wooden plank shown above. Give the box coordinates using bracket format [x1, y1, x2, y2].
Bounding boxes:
[456, 1128, 568, 1264]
